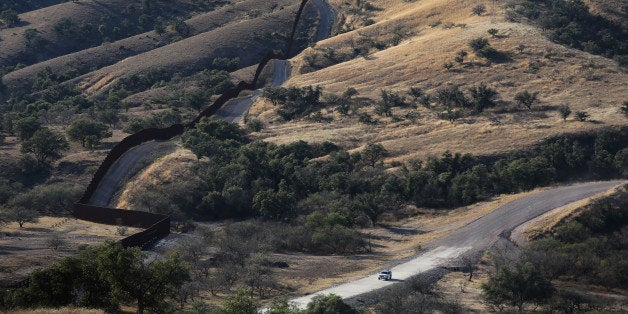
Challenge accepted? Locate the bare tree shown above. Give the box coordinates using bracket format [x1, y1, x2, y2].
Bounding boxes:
[2, 206, 39, 228]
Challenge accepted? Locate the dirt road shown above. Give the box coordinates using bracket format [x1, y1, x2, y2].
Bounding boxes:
[88, 0, 335, 207]
[289, 180, 625, 308]
[88, 141, 174, 206]
[214, 0, 334, 122]
[311, 0, 334, 42]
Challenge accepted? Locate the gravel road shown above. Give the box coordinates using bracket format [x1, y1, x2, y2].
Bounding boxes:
[289, 180, 626, 308]
[214, 0, 334, 122]
[88, 141, 163, 206]
[88, 0, 336, 207]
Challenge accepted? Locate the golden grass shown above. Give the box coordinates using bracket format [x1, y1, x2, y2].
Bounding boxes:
[116, 147, 198, 209]
[511, 183, 626, 244]
[246, 0, 627, 161]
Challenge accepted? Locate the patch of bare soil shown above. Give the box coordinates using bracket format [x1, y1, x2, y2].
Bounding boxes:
[0, 217, 142, 286]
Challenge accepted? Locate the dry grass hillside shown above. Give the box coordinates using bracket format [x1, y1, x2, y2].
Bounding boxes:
[2, 0, 296, 91]
[246, 0, 627, 161]
[0, 0, 221, 68]
[73, 2, 311, 99]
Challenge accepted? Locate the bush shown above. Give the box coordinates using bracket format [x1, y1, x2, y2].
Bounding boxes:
[514, 90, 539, 110]
[0, 9, 20, 27]
[304, 294, 358, 314]
[246, 118, 264, 132]
[575, 111, 590, 121]
[472, 4, 486, 15]
[558, 104, 571, 121]
[358, 112, 373, 124]
[67, 119, 111, 148]
[469, 37, 490, 52]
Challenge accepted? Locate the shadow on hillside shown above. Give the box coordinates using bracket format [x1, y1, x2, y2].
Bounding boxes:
[384, 226, 425, 235]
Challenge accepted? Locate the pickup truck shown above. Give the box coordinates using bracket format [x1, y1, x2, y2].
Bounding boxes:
[378, 270, 392, 280]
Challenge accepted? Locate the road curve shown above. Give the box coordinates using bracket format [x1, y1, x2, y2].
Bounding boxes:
[289, 180, 626, 308]
[88, 1, 335, 206]
[88, 141, 175, 206]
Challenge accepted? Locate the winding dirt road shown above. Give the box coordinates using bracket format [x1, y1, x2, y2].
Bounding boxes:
[89, 1, 335, 205]
[214, 0, 335, 122]
[88, 141, 174, 206]
[289, 180, 625, 308]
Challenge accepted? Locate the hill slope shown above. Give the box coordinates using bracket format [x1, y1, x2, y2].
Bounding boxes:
[247, 0, 627, 161]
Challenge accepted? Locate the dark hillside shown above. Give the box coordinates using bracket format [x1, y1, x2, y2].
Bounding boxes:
[2, 0, 296, 92]
[69, 3, 316, 99]
[0, 0, 227, 68]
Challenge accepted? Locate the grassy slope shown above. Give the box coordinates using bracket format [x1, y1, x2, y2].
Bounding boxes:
[248, 0, 627, 161]
[2, 0, 296, 91]
[0, 0, 138, 66]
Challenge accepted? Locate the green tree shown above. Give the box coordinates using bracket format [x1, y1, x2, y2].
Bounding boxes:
[361, 142, 388, 167]
[262, 87, 288, 106]
[575, 111, 590, 121]
[558, 104, 571, 121]
[352, 192, 397, 226]
[222, 287, 259, 314]
[435, 85, 468, 108]
[13, 116, 42, 140]
[252, 188, 296, 220]
[21, 128, 69, 163]
[304, 294, 358, 314]
[1, 205, 39, 228]
[96, 243, 190, 314]
[469, 37, 490, 52]
[482, 262, 554, 312]
[0, 9, 20, 27]
[469, 82, 497, 113]
[514, 90, 539, 110]
[67, 119, 112, 148]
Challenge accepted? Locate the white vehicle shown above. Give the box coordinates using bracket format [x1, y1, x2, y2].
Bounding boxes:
[377, 270, 392, 280]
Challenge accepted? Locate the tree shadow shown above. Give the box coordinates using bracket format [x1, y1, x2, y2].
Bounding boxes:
[384, 226, 425, 235]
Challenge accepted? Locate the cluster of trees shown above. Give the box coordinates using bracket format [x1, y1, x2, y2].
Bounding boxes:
[0, 242, 190, 313]
[482, 187, 627, 311]
[142, 118, 627, 255]
[123, 109, 182, 133]
[510, 0, 626, 63]
[262, 86, 323, 120]
[262, 83, 567, 125]
[0, 182, 81, 228]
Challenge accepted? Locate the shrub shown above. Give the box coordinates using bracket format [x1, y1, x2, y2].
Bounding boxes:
[514, 90, 539, 110]
[469, 82, 497, 113]
[472, 4, 486, 15]
[575, 111, 590, 121]
[246, 118, 264, 132]
[358, 112, 373, 124]
[469, 37, 490, 52]
[0, 9, 21, 27]
[558, 104, 571, 121]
